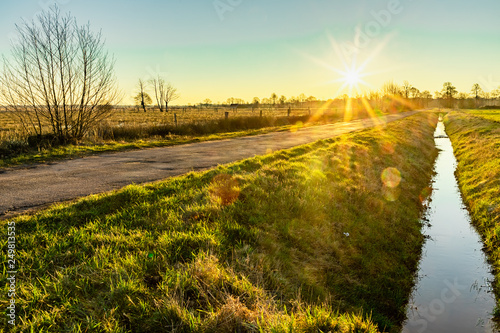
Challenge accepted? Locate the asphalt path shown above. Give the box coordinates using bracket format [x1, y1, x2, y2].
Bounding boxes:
[0, 111, 420, 217]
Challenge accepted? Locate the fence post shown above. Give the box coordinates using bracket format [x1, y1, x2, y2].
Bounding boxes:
[260, 110, 263, 117]
[225, 112, 229, 120]
[174, 113, 178, 126]
[287, 107, 291, 117]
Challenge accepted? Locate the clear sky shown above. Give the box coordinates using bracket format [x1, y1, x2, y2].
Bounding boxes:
[1, 0, 500, 105]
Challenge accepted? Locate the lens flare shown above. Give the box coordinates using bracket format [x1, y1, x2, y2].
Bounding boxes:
[381, 167, 401, 188]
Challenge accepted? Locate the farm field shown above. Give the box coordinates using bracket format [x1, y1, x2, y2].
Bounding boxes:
[0, 106, 376, 169]
[444, 110, 500, 315]
[0, 112, 438, 332]
[0, 106, 316, 136]
[466, 109, 500, 122]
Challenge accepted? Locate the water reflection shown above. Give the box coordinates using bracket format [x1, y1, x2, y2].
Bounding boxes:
[402, 121, 497, 333]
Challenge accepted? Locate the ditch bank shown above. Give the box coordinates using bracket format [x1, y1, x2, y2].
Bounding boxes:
[1, 112, 438, 332]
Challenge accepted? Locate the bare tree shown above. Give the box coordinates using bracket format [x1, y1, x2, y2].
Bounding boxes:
[402, 81, 413, 99]
[164, 83, 179, 112]
[381, 81, 402, 97]
[135, 79, 150, 112]
[150, 77, 179, 112]
[150, 76, 166, 112]
[0, 6, 118, 143]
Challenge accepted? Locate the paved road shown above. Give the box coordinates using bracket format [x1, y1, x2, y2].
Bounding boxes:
[0, 111, 420, 217]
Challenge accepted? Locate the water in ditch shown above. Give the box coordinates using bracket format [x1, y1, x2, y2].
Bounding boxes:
[402, 120, 497, 333]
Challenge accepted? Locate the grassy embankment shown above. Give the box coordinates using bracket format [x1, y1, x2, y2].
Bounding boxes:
[0, 112, 438, 332]
[444, 110, 500, 314]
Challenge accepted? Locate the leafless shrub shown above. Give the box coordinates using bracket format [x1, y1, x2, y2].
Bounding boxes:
[0, 6, 119, 144]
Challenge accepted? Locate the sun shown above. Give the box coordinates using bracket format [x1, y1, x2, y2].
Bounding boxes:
[334, 64, 368, 97]
[343, 69, 362, 87]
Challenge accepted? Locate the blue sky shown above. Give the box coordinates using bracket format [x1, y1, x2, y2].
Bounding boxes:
[1, 0, 500, 104]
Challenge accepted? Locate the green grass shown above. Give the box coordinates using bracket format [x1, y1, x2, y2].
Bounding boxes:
[443, 110, 500, 315]
[466, 109, 500, 122]
[0, 112, 438, 332]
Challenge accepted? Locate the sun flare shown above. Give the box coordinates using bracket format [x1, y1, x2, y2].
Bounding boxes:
[342, 69, 362, 88]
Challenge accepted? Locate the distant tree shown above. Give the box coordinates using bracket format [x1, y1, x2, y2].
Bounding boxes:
[369, 90, 380, 101]
[382, 81, 401, 97]
[410, 87, 420, 99]
[298, 93, 307, 103]
[164, 83, 180, 112]
[420, 91, 433, 99]
[457, 92, 475, 109]
[440, 82, 458, 108]
[271, 93, 278, 105]
[0, 6, 118, 143]
[261, 98, 271, 105]
[279, 95, 287, 105]
[136, 79, 150, 112]
[441, 82, 457, 99]
[202, 99, 212, 108]
[252, 97, 260, 105]
[133, 91, 152, 110]
[420, 90, 433, 107]
[402, 81, 413, 99]
[150, 76, 166, 112]
[492, 87, 500, 100]
[471, 83, 483, 100]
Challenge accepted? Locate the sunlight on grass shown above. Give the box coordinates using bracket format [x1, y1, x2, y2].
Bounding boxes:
[0, 113, 438, 332]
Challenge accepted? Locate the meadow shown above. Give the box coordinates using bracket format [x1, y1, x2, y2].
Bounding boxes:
[0, 112, 438, 332]
[444, 110, 500, 315]
[0, 106, 369, 168]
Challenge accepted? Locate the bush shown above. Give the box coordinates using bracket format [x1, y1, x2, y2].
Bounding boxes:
[0, 139, 30, 158]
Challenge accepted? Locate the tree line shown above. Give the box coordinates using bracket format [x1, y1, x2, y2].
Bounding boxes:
[186, 81, 500, 110]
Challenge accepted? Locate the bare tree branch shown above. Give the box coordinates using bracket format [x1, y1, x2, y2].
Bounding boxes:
[0, 5, 118, 143]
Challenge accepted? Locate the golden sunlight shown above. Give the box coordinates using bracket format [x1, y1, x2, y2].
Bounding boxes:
[339, 67, 366, 94]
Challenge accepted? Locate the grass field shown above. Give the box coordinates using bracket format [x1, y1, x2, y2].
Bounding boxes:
[444, 110, 500, 315]
[466, 109, 500, 122]
[0, 106, 319, 140]
[0, 112, 438, 332]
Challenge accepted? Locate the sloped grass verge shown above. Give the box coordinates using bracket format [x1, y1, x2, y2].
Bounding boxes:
[0, 113, 438, 332]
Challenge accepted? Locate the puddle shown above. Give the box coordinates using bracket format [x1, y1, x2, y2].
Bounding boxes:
[402, 120, 497, 332]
